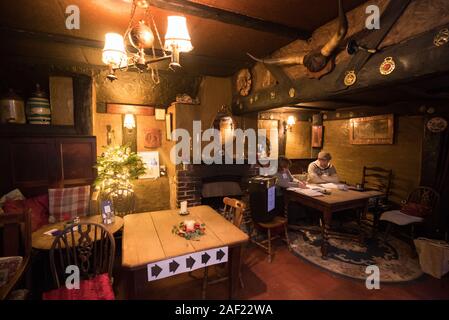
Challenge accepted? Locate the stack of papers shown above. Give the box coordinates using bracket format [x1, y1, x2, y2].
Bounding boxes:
[287, 188, 324, 197]
[320, 183, 340, 189]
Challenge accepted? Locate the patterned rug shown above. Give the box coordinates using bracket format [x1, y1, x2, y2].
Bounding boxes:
[289, 225, 423, 282]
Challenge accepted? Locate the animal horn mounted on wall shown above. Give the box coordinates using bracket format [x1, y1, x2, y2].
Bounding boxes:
[247, 0, 348, 73]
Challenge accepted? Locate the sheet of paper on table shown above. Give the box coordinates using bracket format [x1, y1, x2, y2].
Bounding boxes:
[320, 183, 345, 189]
[43, 226, 77, 236]
[287, 187, 324, 197]
[44, 229, 59, 236]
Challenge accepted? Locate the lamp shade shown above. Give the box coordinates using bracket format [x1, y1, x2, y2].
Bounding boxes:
[123, 114, 136, 129]
[164, 16, 193, 52]
[102, 33, 128, 68]
[287, 116, 296, 126]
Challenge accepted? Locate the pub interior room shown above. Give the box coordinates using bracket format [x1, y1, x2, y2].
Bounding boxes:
[1, 0, 449, 302]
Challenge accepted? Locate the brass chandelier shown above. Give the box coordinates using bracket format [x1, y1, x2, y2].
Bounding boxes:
[102, 0, 193, 83]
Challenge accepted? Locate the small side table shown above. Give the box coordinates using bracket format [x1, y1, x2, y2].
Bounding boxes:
[32, 215, 123, 251]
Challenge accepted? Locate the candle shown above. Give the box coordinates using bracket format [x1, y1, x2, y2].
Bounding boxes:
[180, 201, 188, 214]
[184, 220, 195, 232]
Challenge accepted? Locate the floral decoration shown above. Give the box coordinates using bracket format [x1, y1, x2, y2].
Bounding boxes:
[172, 220, 206, 240]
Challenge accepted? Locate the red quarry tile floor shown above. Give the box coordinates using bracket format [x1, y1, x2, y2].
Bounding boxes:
[115, 241, 449, 300]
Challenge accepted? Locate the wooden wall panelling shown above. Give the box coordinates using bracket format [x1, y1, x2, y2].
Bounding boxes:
[106, 104, 155, 116]
[1, 138, 58, 196]
[57, 137, 97, 187]
[0, 136, 96, 197]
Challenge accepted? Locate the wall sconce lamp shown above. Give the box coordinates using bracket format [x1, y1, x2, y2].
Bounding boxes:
[122, 113, 137, 152]
[283, 116, 296, 134]
[123, 113, 136, 130]
[105, 103, 156, 152]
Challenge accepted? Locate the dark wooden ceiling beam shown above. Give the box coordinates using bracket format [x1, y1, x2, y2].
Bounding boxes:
[233, 22, 449, 114]
[334, 0, 412, 90]
[0, 26, 246, 76]
[147, 0, 310, 39]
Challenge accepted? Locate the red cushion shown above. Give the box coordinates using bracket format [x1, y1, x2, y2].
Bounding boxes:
[3, 194, 49, 232]
[42, 273, 115, 300]
[400, 202, 432, 217]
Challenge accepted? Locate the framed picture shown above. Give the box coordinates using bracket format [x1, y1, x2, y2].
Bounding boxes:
[155, 108, 166, 121]
[101, 200, 114, 225]
[312, 125, 323, 148]
[138, 151, 160, 179]
[349, 114, 394, 145]
[166, 113, 173, 141]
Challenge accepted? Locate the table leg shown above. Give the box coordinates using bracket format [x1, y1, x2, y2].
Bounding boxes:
[228, 245, 242, 300]
[359, 203, 368, 243]
[125, 269, 141, 300]
[283, 193, 290, 219]
[321, 210, 332, 259]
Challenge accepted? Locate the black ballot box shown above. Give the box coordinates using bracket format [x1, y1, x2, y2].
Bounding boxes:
[248, 176, 277, 223]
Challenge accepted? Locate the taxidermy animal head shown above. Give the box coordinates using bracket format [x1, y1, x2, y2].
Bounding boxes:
[248, 0, 348, 73]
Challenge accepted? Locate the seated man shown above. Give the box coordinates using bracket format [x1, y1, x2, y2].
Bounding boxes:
[307, 152, 340, 184]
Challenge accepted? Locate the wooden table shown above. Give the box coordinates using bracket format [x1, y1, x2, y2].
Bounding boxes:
[122, 205, 249, 299]
[32, 215, 123, 250]
[284, 189, 383, 258]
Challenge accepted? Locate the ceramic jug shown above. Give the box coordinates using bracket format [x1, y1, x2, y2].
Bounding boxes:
[26, 84, 51, 125]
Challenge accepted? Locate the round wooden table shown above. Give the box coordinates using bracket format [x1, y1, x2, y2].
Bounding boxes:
[32, 215, 123, 250]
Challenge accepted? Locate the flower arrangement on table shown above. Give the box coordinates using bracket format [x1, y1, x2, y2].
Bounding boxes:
[172, 220, 206, 240]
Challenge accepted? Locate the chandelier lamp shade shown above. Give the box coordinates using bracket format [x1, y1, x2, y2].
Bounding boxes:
[102, 0, 193, 82]
[102, 33, 128, 67]
[164, 16, 193, 68]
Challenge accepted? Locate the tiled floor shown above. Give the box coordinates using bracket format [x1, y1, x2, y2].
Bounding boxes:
[115, 240, 449, 300]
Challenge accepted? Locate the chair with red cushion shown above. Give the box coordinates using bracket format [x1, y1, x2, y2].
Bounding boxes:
[42, 222, 116, 300]
[380, 187, 440, 253]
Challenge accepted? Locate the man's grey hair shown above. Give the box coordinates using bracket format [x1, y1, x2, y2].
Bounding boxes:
[318, 151, 332, 161]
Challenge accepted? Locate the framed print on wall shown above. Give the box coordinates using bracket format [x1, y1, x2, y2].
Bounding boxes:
[155, 108, 166, 121]
[165, 113, 173, 140]
[312, 125, 323, 148]
[349, 114, 394, 145]
[138, 151, 160, 179]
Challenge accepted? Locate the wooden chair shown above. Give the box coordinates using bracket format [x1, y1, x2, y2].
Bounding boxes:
[42, 222, 116, 300]
[201, 197, 245, 299]
[0, 210, 32, 300]
[361, 166, 393, 233]
[105, 188, 136, 217]
[380, 187, 440, 253]
[250, 206, 291, 263]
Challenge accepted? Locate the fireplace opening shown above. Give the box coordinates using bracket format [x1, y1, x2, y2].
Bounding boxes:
[201, 175, 243, 210]
[176, 163, 259, 210]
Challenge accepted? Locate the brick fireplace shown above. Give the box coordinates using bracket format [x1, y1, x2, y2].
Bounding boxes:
[176, 163, 260, 208]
